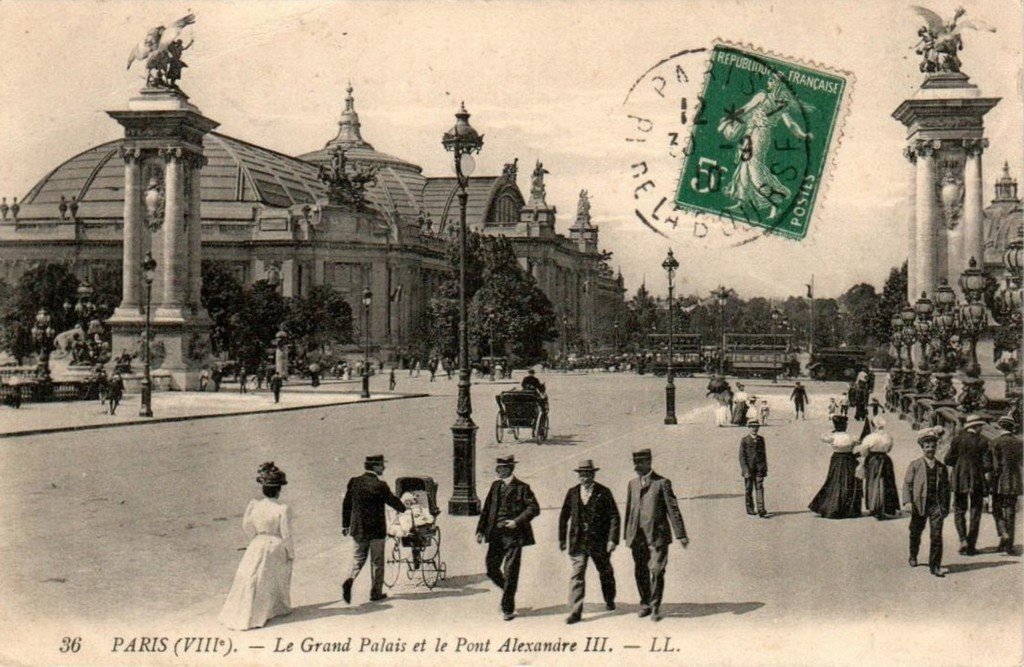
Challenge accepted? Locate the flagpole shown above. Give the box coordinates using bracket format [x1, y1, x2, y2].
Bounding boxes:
[808, 275, 815, 358]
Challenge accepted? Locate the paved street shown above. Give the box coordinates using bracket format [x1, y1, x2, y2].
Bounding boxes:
[0, 372, 1020, 666]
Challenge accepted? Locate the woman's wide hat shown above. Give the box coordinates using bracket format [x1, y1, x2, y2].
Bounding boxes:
[256, 461, 287, 486]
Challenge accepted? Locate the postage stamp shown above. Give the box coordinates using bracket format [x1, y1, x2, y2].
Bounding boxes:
[674, 43, 851, 240]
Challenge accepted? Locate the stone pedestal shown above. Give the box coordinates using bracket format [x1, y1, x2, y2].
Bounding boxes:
[893, 73, 999, 302]
[105, 89, 219, 390]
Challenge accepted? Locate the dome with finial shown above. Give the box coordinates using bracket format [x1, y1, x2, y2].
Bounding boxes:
[984, 160, 1023, 267]
[994, 161, 1019, 203]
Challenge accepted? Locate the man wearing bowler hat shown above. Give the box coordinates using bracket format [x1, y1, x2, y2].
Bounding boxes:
[623, 449, 688, 621]
[558, 459, 620, 624]
[476, 455, 540, 621]
[944, 414, 992, 555]
[342, 454, 407, 603]
[990, 415, 1022, 555]
[739, 421, 770, 517]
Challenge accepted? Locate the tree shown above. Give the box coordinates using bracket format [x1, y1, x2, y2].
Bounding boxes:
[232, 280, 288, 368]
[839, 283, 881, 347]
[875, 262, 908, 345]
[625, 282, 659, 346]
[201, 263, 245, 356]
[0, 263, 79, 361]
[426, 232, 486, 360]
[285, 284, 353, 355]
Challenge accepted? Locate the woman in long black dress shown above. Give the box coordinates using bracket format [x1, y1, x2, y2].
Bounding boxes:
[809, 415, 862, 518]
[855, 416, 900, 519]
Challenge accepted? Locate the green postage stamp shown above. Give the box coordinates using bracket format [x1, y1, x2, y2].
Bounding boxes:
[675, 43, 850, 240]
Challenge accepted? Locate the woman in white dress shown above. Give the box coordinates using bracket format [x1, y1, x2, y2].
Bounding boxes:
[219, 462, 294, 630]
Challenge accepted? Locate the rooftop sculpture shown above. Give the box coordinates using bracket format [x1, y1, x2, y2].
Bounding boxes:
[126, 13, 196, 90]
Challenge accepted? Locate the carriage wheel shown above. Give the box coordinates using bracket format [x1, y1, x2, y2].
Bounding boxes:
[512, 427, 520, 440]
[534, 412, 549, 444]
[383, 536, 401, 588]
[419, 529, 444, 589]
[495, 414, 504, 442]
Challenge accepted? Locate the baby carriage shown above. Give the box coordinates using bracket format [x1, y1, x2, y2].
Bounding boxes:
[383, 476, 448, 590]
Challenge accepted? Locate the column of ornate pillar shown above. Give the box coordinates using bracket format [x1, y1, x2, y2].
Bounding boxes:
[904, 146, 918, 301]
[120, 147, 143, 310]
[963, 138, 988, 279]
[188, 154, 204, 312]
[914, 140, 938, 300]
[161, 148, 184, 309]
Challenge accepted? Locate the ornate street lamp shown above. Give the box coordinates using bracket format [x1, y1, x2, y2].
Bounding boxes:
[139, 252, 157, 418]
[662, 249, 679, 425]
[442, 102, 484, 516]
[361, 288, 372, 399]
[890, 312, 905, 365]
[713, 285, 729, 375]
[30, 308, 55, 385]
[958, 256, 987, 304]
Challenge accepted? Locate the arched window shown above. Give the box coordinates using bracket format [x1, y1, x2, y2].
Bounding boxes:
[491, 193, 520, 223]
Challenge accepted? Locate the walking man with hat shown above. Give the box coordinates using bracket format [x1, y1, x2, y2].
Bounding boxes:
[342, 454, 407, 604]
[476, 455, 540, 621]
[739, 421, 770, 517]
[990, 415, 1022, 555]
[558, 459, 620, 624]
[944, 414, 992, 556]
[623, 449, 688, 621]
[903, 428, 951, 577]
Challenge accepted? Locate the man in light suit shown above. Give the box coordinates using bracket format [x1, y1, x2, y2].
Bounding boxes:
[903, 429, 951, 577]
[342, 454, 407, 603]
[623, 448, 688, 621]
[558, 459, 620, 624]
[476, 455, 540, 621]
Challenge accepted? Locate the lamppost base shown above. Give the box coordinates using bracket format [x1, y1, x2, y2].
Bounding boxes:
[664, 381, 677, 425]
[139, 383, 153, 418]
[448, 419, 480, 516]
[361, 374, 370, 399]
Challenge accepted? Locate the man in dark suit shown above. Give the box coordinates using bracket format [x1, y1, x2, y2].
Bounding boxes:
[991, 416, 1022, 555]
[944, 414, 992, 555]
[903, 428, 952, 577]
[476, 455, 540, 621]
[342, 454, 406, 603]
[558, 459, 620, 624]
[739, 421, 770, 517]
[623, 448, 688, 621]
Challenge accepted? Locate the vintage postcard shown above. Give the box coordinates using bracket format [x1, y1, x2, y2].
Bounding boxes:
[0, 1, 1021, 666]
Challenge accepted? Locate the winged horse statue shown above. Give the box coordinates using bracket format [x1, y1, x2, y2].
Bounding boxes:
[126, 13, 196, 89]
[911, 6, 996, 74]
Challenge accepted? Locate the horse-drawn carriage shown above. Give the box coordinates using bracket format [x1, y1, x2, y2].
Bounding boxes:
[495, 389, 549, 443]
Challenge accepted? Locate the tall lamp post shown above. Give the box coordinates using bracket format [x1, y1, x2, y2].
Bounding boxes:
[713, 286, 729, 375]
[140, 252, 156, 418]
[770, 308, 781, 384]
[958, 257, 988, 373]
[30, 308, 55, 385]
[361, 288, 372, 399]
[995, 226, 1023, 401]
[442, 102, 484, 516]
[662, 249, 679, 425]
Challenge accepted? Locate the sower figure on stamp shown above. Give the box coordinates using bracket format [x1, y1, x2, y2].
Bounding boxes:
[624, 449, 688, 621]
[990, 416, 1022, 555]
[740, 421, 770, 518]
[903, 428, 951, 578]
[342, 454, 406, 604]
[944, 414, 992, 556]
[558, 459, 620, 624]
[476, 455, 540, 621]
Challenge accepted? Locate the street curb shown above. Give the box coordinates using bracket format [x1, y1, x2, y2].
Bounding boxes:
[0, 393, 431, 439]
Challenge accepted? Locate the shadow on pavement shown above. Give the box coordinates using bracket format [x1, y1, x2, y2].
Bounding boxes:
[270, 600, 394, 625]
[946, 560, 1018, 574]
[767, 509, 813, 517]
[541, 435, 581, 447]
[390, 573, 491, 601]
[518, 601, 764, 620]
[685, 493, 744, 501]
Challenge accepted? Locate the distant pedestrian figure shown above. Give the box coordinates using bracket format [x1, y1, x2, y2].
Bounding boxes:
[199, 366, 211, 392]
[430, 359, 437, 382]
[269, 372, 283, 404]
[108, 372, 124, 415]
[990, 416, 1022, 555]
[219, 462, 293, 629]
[212, 366, 223, 392]
[731, 383, 749, 425]
[389, 367, 396, 391]
[477, 455, 540, 621]
[309, 362, 321, 387]
[559, 459, 619, 624]
[256, 364, 266, 390]
[790, 381, 809, 419]
[739, 422, 770, 517]
[623, 449, 688, 621]
[903, 429, 951, 577]
[809, 415, 862, 519]
[414, 360, 421, 377]
[342, 455, 407, 604]
[238, 366, 249, 394]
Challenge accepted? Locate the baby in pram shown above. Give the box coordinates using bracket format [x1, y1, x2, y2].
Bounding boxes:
[388, 490, 435, 568]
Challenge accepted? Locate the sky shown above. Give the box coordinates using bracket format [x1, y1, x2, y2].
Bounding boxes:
[0, 0, 1020, 300]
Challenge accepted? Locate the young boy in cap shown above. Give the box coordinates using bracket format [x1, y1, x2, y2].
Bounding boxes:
[623, 449, 688, 621]
[739, 421, 770, 517]
[558, 459, 620, 624]
[342, 454, 407, 603]
[903, 428, 951, 577]
[476, 455, 540, 621]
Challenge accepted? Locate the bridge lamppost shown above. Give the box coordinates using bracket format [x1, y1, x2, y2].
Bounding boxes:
[662, 249, 679, 425]
[139, 252, 156, 418]
[361, 288, 372, 399]
[995, 226, 1023, 402]
[958, 257, 988, 373]
[713, 286, 729, 375]
[442, 102, 484, 516]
